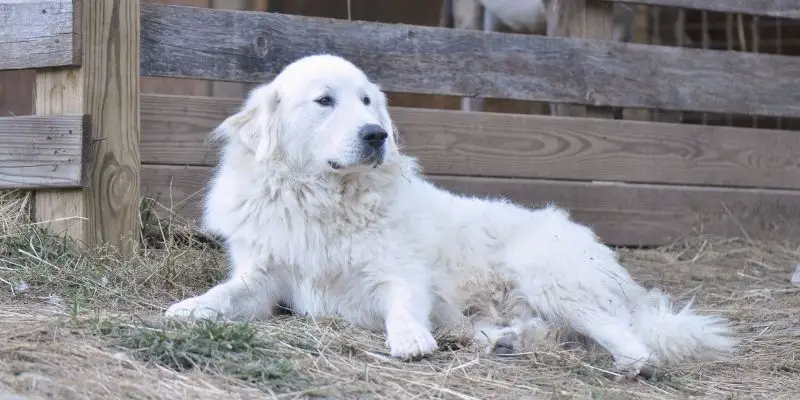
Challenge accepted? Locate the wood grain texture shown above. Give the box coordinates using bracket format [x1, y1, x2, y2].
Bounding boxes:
[141, 3, 800, 118]
[35, 69, 88, 242]
[0, 114, 89, 188]
[34, 0, 141, 256]
[140, 164, 800, 246]
[140, 0, 212, 97]
[612, 0, 800, 19]
[547, 0, 618, 118]
[209, 0, 252, 99]
[0, 0, 81, 70]
[140, 94, 800, 190]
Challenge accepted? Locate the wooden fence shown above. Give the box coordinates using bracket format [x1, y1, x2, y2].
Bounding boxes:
[1, 0, 140, 256]
[3, 0, 800, 255]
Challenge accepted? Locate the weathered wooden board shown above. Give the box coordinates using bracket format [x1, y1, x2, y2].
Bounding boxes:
[140, 164, 800, 246]
[612, 0, 800, 19]
[140, 3, 800, 117]
[0, 114, 89, 188]
[0, 0, 81, 70]
[34, 0, 140, 256]
[140, 94, 800, 190]
[546, 0, 619, 118]
[139, 0, 213, 98]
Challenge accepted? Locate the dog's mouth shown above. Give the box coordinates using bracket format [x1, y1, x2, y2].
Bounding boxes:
[328, 160, 343, 170]
[364, 153, 383, 168]
[363, 148, 385, 168]
[327, 159, 383, 171]
[327, 150, 384, 171]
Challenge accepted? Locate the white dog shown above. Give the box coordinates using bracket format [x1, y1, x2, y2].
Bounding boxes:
[165, 54, 737, 378]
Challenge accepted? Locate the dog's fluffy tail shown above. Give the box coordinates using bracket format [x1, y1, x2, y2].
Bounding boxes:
[632, 290, 738, 366]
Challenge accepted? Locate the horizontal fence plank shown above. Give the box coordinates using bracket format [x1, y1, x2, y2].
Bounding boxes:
[0, 0, 80, 71]
[141, 4, 800, 118]
[142, 94, 800, 190]
[0, 114, 89, 189]
[141, 164, 800, 246]
[612, 0, 800, 19]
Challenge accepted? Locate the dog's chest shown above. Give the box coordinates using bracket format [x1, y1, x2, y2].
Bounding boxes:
[238, 186, 387, 265]
[282, 262, 384, 329]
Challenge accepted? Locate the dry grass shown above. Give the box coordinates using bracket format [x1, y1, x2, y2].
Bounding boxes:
[1, 189, 799, 399]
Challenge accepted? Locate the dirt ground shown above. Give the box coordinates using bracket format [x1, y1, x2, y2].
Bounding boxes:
[1, 191, 799, 399]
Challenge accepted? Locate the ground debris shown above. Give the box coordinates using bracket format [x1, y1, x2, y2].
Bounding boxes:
[1, 191, 799, 399]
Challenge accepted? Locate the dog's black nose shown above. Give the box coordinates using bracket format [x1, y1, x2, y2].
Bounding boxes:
[358, 124, 388, 149]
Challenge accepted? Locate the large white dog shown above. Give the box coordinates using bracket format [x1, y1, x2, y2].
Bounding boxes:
[165, 54, 737, 378]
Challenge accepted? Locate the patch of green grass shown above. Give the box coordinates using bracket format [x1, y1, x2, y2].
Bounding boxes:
[85, 317, 312, 392]
[589, 386, 607, 400]
[649, 370, 686, 392]
[569, 351, 615, 380]
[0, 197, 227, 311]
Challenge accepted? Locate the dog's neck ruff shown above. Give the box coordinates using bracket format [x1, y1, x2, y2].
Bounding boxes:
[206, 144, 423, 267]
[214, 142, 421, 236]
[259, 154, 416, 202]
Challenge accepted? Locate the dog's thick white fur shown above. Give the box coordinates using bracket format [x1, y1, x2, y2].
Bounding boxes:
[165, 54, 737, 377]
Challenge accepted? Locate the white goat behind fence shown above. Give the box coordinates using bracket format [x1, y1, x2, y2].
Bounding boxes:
[443, 0, 636, 112]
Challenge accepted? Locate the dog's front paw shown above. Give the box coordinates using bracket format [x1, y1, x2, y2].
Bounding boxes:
[385, 315, 438, 360]
[165, 295, 226, 320]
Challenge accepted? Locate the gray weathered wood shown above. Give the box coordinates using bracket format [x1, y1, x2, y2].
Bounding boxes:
[610, 0, 800, 19]
[141, 3, 800, 117]
[140, 94, 800, 190]
[546, 0, 619, 118]
[0, 114, 89, 189]
[140, 164, 800, 247]
[0, 0, 81, 71]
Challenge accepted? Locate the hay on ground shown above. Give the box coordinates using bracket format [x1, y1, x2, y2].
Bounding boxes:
[1, 190, 799, 399]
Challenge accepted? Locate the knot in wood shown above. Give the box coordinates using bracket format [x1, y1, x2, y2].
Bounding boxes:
[253, 36, 269, 58]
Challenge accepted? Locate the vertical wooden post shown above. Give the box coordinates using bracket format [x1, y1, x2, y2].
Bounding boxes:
[34, 0, 141, 256]
[546, 0, 616, 118]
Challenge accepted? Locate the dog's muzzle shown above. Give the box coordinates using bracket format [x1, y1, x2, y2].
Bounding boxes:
[358, 124, 387, 167]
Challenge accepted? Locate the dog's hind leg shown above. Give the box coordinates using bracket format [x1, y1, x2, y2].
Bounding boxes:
[503, 205, 656, 378]
[511, 259, 657, 378]
[559, 306, 655, 379]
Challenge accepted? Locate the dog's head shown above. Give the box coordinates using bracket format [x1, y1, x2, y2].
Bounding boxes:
[215, 54, 399, 174]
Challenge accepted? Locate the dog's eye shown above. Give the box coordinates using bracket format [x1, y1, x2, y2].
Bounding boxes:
[362, 96, 371, 106]
[315, 96, 334, 107]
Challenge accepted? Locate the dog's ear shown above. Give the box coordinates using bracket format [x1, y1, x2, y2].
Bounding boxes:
[213, 83, 281, 162]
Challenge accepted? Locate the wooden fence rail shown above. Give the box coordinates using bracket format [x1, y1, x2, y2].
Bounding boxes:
[141, 3, 800, 118]
[140, 163, 800, 247]
[611, 0, 800, 19]
[141, 94, 800, 191]
[0, 0, 81, 70]
[0, 114, 90, 189]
